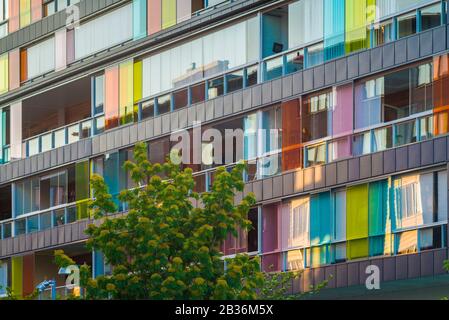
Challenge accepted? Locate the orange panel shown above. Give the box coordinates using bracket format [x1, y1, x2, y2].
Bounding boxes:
[22, 254, 35, 297]
[433, 55, 449, 135]
[105, 66, 120, 130]
[20, 49, 27, 83]
[282, 99, 302, 171]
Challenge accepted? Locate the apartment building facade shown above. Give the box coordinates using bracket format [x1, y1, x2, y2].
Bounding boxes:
[0, 0, 449, 298]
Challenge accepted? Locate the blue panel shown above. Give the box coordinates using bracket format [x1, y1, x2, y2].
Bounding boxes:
[310, 192, 332, 246]
[104, 152, 120, 207]
[93, 251, 105, 278]
[133, 0, 147, 40]
[324, 0, 346, 61]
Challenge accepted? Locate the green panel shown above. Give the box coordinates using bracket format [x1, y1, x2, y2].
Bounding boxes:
[369, 180, 389, 236]
[347, 184, 369, 240]
[310, 192, 332, 246]
[162, 0, 176, 29]
[76, 161, 90, 219]
[345, 0, 376, 53]
[347, 238, 369, 260]
[11, 257, 23, 298]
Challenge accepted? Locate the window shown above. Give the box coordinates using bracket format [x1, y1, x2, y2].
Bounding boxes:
[157, 94, 171, 115]
[302, 90, 332, 143]
[394, 120, 417, 147]
[43, 0, 80, 17]
[0, 106, 10, 164]
[420, 3, 442, 32]
[15, 178, 40, 216]
[289, 0, 323, 49]
[0, 262, 7, 296]
[285, 50, 304, 74]
[207, 77, 224, 99]
[173, 89, 188, 110]
[306, 143, 326, 167]
[397, 11, 417, 39]
[372, 20, 394, 46]
[15, 219, 26, 235]
[94, 74, 105, 115]
[334, 191, 346, 242]
[373, 126, 393, 152]
[141, 99, 155, 120]
[190, 82, 206, 105]
[0, 185, 11, 221]
[290, 198, 310, 248]
[420, 226, 443, 251]
[245, 65, 258, 87]
[0, 0, 8, 39]
[27, 215, 38, 233]
[40, 212, 52, 230]
[40, 171, 68, 210]
[306, 43, 324, 68]
[226, 70, 244, 93]
[264, 56, 283, 81]
[248, 208, 259, 253]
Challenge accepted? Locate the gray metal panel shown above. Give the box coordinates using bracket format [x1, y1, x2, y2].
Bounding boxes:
[252, 181, 263, 202]
[223, 95, 233, 116]
[407, 143, 421, 169]
[303, 167, 314, 191]
[153, 116, 162, 136]
[294, 170, 304, 193]
[433, 136, 447, 162]
[170, 111, 179, 131]
[336, 58, 348, 83]
[272, 78, 282, 101]
[324, 61, 336, 85]
[371, 152, 383, 177]
[433, 25, 446, 53]
[348, 158, 360, 182]
[272, 176, 283, 198]
[303, 69, 313, 92]
[336, 264, 348, 288]
[196, 103, 206, 122]
[137, 122, 146, 142]
[283, 172, 293, 196]
[434, 249, 447, 275]
[233, 91, 243, 113]
[370, 47, 382, 72]
[313, 268, 325, 287]
[395, 255, 408, 280]
[205, 100, 214, 121]
[325, 163, 337, 187]
[383, 256, 396, 282]
[262, 178, 273, 200]
[420, 251, 434, 277]
[407, 35, 420, 61]
[145, 118, 154, 139]
[383, 149, 396, 174]
[243, 88, 252, 110]
[395, 39, 407, 64]
[187, 105, 197, 126]
[243, 183, 253, 198]
[292, 71, 303, 95]
[347, 262, 359, 287]
[358, 51, 370, 75]
[359, 155, 371, 179]
[251, 85, 262, 107]
[314, 165, 325, 189]
[324, 266, 337, 289]
[262, 82, 272, 105]
[214, 97, 224, 118]
[419, 30, 433, 57]
[162, 114, 171, 134]
[337, 161, 348, 184]
[358, 260, 370, 285]
[407, 254, 420, 278]
[313, 65, 324, 89]
[282, 75, 293, 98]
[347, 54, 359, 78]
[395, 146, 408, 171]
[178, 108, 188, 128]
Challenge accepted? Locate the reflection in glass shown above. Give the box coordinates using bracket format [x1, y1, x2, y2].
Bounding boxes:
[27, 215, 39, 233]
[190, 82, 206, 105]
[226, 70, 244, 93]
[54, 129, 65, 149]
[397, 12, 417, 39]
[352, 132, 371, 156]
[307, 43, 324, 68]
[54, 209, 65, 226]
[286, 50, 304, 74]
[207, 77, 224, 99]
[40, 212, 52, 230]
[395, 120, 417, 147]
[68, 124, 80, 144]
[41, 133, 52, 152]
[141, 99, 155, 120]
[420, 4, 441, 32]
[373, 126, 393, 152]
[157, 94, 171, 115]
[306, 144, 326, 167]
[173, 89, 188, 110]
[15, 219, 26, 236]
[265, 56, 283, 81]
[246, 65, 258, 87]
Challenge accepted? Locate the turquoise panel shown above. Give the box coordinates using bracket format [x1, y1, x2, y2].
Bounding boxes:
[310, 192, 332, 246]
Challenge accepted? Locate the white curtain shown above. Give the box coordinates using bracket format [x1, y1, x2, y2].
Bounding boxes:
[75, 4, 133, 60]
[27, 37, 55, 79]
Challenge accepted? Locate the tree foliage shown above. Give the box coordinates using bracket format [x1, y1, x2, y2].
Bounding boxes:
[55, 142, 305, 300]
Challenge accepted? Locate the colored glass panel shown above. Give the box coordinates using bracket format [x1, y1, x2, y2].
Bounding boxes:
[324, 0, 345, 61]
[369, 180, 389, 236]
[177, 0, 191, 23]
[31, 0, 42, 22]
[9, 49, 20, 91]
[11, 256, 23, 297]
[347, 238, 369, 260]
[105, 66, 119, 130]
[93, 250, 105, 278]
[333, 84, 353, 136]
[347, 184, 369, 241]
[22, 254, 35, 297]
[119, 60, 134, 125]
[311, 245, 331, 267]
[104, 152, 120, 208]
[282, 99, 302, 171]
[133, 60, 143, 104]
[161, 0, 176, 30]
[0, 53, 8, 94]
[148, 0, 161, 35]
[133, 0, 147, 40]
[310, 192, 332, 246]
[19, 0, 31, 28]
[433, 55, 449, 135]
[345, 0, 375, 53]
[75, 161, 89, 219]
[9, 0, 20, 33]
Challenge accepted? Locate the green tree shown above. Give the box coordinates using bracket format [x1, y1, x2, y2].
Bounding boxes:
[55, 142, 313, 300]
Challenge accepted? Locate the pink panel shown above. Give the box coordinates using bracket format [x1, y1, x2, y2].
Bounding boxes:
[9, 49, 20, 90]
[261, 253, 282, 272]
[105, 66, 120, 130]
[10, 101, 22, 160]
[66, 29, 75, 65]
[333, 136, 351, 160]
[31, 0, 42, 22]
[55, 29, 67, 71]
[262, 203, 280, 253]
[8, 0, 20, 33]
[332, 84, 354, 136]
[148, 0, 161, 35]
[177, 0, 191, 23]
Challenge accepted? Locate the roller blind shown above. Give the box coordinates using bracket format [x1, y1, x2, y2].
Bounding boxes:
[27, 37, 55, 80]
[75, 4, 133, 60]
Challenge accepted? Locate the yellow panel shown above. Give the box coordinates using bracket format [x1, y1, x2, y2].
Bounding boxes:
[133, 60, 143, 103]
[347, 238, 369, 260]
[20, 0, 31, 28]
[0, 54, 8, 94]
[119, 60, 134, 125]
[345, 0, 375, 53]
[347, 184, 369, 240]
[162, 0, 176, 29]
[12, 256, 23, 298]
